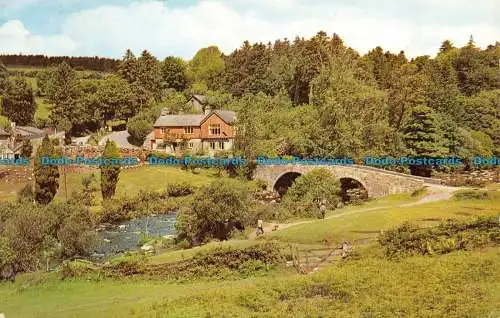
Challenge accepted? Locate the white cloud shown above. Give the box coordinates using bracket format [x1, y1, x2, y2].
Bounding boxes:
[1, 0, 499, 59]
[0, 20, 77, 55]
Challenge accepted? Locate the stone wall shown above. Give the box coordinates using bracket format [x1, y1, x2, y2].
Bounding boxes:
[254, 164, 427, 198]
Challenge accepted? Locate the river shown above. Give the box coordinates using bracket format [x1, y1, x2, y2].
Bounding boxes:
[93, 213, 177, 257]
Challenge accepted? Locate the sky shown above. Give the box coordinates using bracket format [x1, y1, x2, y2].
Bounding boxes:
[0, 0, 498, 60]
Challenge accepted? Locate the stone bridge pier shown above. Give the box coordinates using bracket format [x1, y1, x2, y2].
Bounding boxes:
[253, 164, 436, 198]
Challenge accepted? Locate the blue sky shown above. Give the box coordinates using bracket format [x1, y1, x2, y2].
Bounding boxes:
[0, 0, 498, 59]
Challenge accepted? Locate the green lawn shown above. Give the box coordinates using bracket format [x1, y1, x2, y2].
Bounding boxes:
[264, 192, 500, 245]
[0, 247, 498, 317]
[34, 97, 51, 121]
[55, 165, 231, 202]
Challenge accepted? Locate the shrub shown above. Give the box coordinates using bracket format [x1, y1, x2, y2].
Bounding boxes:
[60, 260, 96, 279]
[166, 182, 194, 197]
[99, 199, 130, 223]
[453, 190, 491, 200]
[254, 179, 268, 190]
[281, 168, 341, 218]
[378, 217, 500, 258]
[175, 179, 251, 244]
[104, 242, 282, 280]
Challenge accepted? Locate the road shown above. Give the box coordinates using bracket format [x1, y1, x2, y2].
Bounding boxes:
[99, 130, 139, 149]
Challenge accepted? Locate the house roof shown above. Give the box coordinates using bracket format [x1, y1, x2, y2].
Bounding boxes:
[0, 128, 9, 136]
[153, 110, 237, 127]
[15, 126, 45, 138]
[213, 110, 236, 124]
[153, 114, 205, 127]
[192, 94, 207, 104]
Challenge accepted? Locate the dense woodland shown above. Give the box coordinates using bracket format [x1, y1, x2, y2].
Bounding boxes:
[0, 54, 118, 72]
[0, 32, 499, 176]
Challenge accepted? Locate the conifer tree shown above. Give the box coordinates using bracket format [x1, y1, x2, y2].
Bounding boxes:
[34, 135, 60, 204]
[100, 140, 121, 199]
[1, 77, 36, 125]
[403, 105, 447, 176]
[0, 60, 8, 94]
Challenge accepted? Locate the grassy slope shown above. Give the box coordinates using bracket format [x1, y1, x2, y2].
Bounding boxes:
[0, 191, 498, 317]
[55, 166, 223, 202]
[265, 193, 500, 245]
[0, 248, 498, 317]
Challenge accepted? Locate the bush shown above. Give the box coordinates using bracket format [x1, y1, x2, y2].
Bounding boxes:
[453, 190, 492, 200]
[166, 182, 194, 197]
[175, 179, 251, 244]
[99, 199, 130, 223]
[281, 168, 341, 218]
[127, 117, 152, 145]
[104, 242, 282, 280]
[378, 217, 500, 258]
[60, 260, 96, 279]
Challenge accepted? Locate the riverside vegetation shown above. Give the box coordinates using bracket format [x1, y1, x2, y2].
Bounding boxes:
[0, 165, 499, 317]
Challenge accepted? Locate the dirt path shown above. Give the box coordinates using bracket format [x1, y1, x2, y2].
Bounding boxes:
[248, 183, 462, 239]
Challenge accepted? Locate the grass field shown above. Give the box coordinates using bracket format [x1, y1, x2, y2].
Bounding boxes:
[1, 171, 498, 316]
[264, 192, 500, 245]
[0, 247, 498, 317]
[55, 165, 230, 202]
[34, 97, 51, 121]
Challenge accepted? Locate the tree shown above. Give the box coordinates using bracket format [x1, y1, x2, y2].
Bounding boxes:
[439, 40, 455, 54]
[387, 64, 429, 131]
[127, 117, 152, 145]
[46, 62, 81, 131]
[20, 140, 32, 158]
[117, 49, 138, 84]
[0, 60, 8, 94]
[175, 179, 250, 243]
[137, 50, 163, 102]
[162, 56, 188, 91]
[403, 105, 448, 176]
[1, 78, 36, 125]
[281, 168, 341, 218]
[100, 140, 121, 199]
[460, 90, 500, 152]
[187, 46, 225, 91]
[95, 75, 134, 124]
[310, 59, 391, 158]
[34, 135, 60, 204]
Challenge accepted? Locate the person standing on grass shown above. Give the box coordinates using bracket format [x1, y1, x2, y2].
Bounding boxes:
[319, 198, 327, 219]
[257, 219, 264, 235]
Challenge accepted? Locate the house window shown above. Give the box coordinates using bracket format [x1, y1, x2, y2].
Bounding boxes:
[188, 142, 194, 149]
[161, 128, 166, 134]
[218, 141, 224, 150]
[209, 124, 221, 135]
[209, 142, 216, 150]
[184, 126, 194, 134]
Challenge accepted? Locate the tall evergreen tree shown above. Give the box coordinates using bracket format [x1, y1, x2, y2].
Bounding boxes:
[46, 62, 80, 131]
[1, 78, 36, 125]
[403, 105, 447, 176]
[137, 50, 163, 102]
[162, 56, 188, 91]
[100, 140, 121, 199]
[34, 135, 60, 204]
[117, 49, 138, 84]
[0, 60, 8, 94]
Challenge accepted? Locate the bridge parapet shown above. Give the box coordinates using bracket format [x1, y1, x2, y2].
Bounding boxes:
[254, 164, 429, 198]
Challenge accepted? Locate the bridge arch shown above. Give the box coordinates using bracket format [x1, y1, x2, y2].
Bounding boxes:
[339, 177, 368, 202]
[272, 171, 302, 196]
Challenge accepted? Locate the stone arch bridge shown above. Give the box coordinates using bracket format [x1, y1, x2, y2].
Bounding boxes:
[253, 164, 441, 198]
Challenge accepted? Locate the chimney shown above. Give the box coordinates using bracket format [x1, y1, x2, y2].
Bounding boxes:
[204, 106, 212, 115]
[10, 122, 15, 130]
